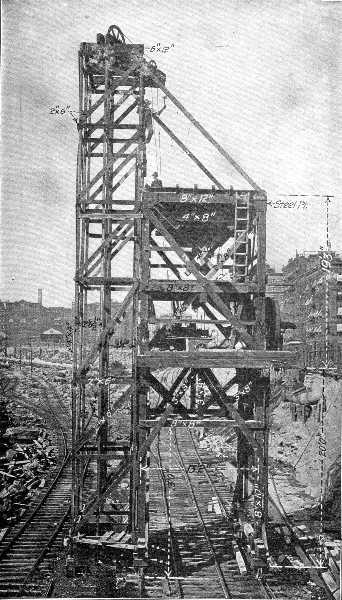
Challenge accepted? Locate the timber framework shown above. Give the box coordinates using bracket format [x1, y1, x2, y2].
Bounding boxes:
[70, 24, 297, 571]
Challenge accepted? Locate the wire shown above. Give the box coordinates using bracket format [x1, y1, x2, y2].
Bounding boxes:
[151, 91, 159, 173]
[121, 32, 151, 63]
[157, 88, 162, 176]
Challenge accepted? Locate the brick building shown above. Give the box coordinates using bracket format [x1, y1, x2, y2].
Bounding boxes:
[0, 298, 132, 350]
[0, 300, 72, 347]
[279, 251, 342, 369]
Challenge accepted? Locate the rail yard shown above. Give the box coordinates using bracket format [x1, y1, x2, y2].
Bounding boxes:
[0, 22, 341, 600]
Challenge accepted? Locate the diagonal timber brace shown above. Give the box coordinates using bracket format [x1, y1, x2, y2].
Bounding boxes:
[145, 368, 192, 412]
[150, 237, 183, 280]
[73, 404, 174, 534]
[76, 219, 134, 276]
[152, 114, 224, 190]
[78, 134, 140, 200]
[86, 149, 137, 204]
[202, 369, 264, 460]
[75, 284, 138, 378]
[149, 71, 262, 191]
[145, 209, 254, 347]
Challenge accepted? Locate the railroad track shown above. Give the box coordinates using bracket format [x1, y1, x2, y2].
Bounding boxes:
[0, 376, 72, 598]
[268, 474, 339, 600]
[148, 426, 271, 599]
[148, 426, 338, 600]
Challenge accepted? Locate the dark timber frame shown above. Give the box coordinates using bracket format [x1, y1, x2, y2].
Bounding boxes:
[71, 29, 296, 561]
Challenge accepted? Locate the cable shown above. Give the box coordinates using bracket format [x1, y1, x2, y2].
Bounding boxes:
[151, 91, 159, 173]
[121, 32, 151, 63]
[157, 88, 162, 176]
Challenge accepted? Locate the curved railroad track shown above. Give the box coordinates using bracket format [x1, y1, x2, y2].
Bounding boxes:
[0, 375, 72, 598]
[268, 474, 339, 600]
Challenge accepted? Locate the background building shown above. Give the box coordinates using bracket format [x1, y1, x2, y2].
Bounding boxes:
[0, 293, 132, 350]
[271, 251, 342, 369]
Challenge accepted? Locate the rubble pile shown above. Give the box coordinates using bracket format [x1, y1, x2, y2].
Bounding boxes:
[42, 349, 72, 363]
[0, 423, 57, 528]
[0, 369, 60, 530]
[198, 433, 235, 459]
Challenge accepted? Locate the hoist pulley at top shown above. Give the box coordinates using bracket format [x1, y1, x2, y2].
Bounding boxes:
[96, 24, 126, 45]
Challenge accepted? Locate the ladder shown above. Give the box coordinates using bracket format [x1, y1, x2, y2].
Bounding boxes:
[233, 193, 250, 282]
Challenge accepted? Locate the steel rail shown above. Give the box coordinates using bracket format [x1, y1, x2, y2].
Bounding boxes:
[184, 427, 274, 599]
[171, 427, 233, 599]
[0, 379, 73, 598]
[0, 413, 69, 562]
[269, 474, 337, 600]
[186, 427, 338, 599]
[151, 438, 184, 598]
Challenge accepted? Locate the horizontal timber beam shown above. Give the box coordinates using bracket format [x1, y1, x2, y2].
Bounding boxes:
[139, 419, 264, 428]
[75, 277, 134, 286]
[144, 279, 258, 294]
[143, 191, 251, 205]
[137, 350, 298, 369]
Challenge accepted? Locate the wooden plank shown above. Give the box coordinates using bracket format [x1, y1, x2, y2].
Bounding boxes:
[80, 213, 140, 220]
[146, 280, 204, 293]
[150, 72, 262, 191]
[82, 211, 141, 217]
[110, 531, 126, 542]
[110, 161, 136, 194]
[76, 277, 134, 286]
[200, 303, 231, 342]
[113, 99, 139, 127]
[137, 350, 298, 369]
[88, 93, 105, 116]
[101, 531, 115, 542]
[143, 191, 237, 205]
[0, 529, 8, 543]
[232, 541, 248, 576]
[154, 317, 248, 324]
[139, 419, 263, 428]
[152, 114, 224, 190]
[88, 453, 128, 460]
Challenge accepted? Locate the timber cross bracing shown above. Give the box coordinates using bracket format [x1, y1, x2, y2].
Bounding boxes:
[71, 26, 296, 558]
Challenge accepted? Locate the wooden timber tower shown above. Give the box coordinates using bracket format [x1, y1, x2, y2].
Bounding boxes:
[70, 25, 296, 567]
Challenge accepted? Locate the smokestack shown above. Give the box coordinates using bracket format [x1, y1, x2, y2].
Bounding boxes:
[38, 288, 43, 306]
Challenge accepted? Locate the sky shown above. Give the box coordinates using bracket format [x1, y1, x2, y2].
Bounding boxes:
[1, 0, 341, 307]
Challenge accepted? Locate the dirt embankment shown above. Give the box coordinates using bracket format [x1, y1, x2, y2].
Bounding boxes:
[269, 375, 341, 528]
